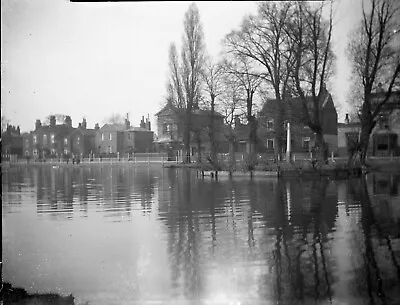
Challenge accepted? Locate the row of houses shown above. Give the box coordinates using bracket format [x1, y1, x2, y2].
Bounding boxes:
[154, 86, 338, 158]
[154, 87, 400, 159]
[3, 88, 399, 161]
[4, 115, 154, 160]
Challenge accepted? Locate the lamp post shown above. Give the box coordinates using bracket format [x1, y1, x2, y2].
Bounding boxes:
[286, 121, 291, 163]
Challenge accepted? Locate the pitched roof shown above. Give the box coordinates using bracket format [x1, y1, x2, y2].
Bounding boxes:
[69, 128, 97, 136]
[260, 89, 335, 119]
[100, 124, 126, 131]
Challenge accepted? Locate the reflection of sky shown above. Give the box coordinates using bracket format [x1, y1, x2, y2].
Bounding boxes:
[2, 167, 400, 304]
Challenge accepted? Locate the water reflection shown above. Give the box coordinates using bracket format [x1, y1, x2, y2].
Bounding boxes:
[2, 165, 400, 304]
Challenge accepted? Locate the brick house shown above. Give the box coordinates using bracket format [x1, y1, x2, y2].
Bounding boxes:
[154, 102, 228, 159]
[95, 117, 154, 157]
[29, 115, 75, 159]
[95, 123, 125, 156]
[258, 87, 338, 155]
[68, 119, 97, 158]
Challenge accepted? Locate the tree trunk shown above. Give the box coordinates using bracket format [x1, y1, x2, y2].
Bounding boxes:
[228, 136, 236, 170]
[275, 100, 284, 161]
[209, 97, 217, 165]
[183, 111, 191, 163]
[358, 127, 371, 166]
[314, 131, 328, 162]
[196, 135, 202, 163]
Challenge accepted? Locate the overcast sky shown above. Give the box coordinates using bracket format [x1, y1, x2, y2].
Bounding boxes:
[1, 0, 362, 133]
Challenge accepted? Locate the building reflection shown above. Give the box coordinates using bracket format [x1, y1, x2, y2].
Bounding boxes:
[34, 165, 158, 220]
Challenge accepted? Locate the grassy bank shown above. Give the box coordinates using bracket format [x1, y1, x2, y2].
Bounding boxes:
[1, 282, 76, 304]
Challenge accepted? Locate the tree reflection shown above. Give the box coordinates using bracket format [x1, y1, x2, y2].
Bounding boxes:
[348, 174, 400, 304]
[255, 178, 338, 304]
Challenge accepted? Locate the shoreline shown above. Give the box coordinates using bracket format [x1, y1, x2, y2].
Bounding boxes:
[0, 282, 75, 304]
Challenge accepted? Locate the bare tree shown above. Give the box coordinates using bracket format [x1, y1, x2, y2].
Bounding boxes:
[287, 2, 335, 161]
[166, 3, 205, 163]
[222, 55, 262, 157]
[347, 0, 400, 165]
[220, 74, 245, 170]
[201, 56, 225, 165]
[224, 2, 294, 159]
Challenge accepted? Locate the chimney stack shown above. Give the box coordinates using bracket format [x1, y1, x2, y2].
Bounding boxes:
[82, 118, 87, 129]
[125, 118, 130, 130]
[140, 116, 146, 129]
[345, 113, 350, 124]
[234, 115, 241, 127]
[145, 115, 151, 131]
[35, 119, 42, 130]
[50, 115, 56, 127]
[65, 116, 72, 128]
[94, 123, 100, 130]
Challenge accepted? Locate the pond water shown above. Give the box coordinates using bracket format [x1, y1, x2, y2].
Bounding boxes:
[2, 165, 400, 305]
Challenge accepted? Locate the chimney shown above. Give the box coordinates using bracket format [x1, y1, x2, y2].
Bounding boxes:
[345, 113, 350, 124]
[65, 116, 72, 128]
[94, 123, 100, 130]
[50, 115, 56, 127]
[78, 123, 82, 128]
[146, 117, 151, 131]
[35, 119, 42, 130]
[125, 118, 130, 130]
[82, 118, 87, 129]
[140, 116, 146, 129]
[234, 115, 241, 127]
[17, 126, 20, 135]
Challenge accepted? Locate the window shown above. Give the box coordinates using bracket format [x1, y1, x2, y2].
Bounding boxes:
[64, 138, 68, 145]
[302, 137, 310, 150]
[101, 133, 104, 141]
[64, 149, 68, 155]
[77, 136, 80, 144]
[163, 123, 171, 133]
[33, 135, 37, 143]
[267, 119, 274, 130]
[51, 149, 56, 155]
[43, 134, 47, 145]
[25, 139, 29, 147]
[51, 134, 55, 143]
[109, 133, 112, 140]
[33, 149, 38, 155]
[128, 133, 131, 140]
[267, 138, 274, 149]
[108, 146, 112, 153]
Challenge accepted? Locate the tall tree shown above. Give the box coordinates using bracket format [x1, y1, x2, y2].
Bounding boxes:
[167, 3, 205, 163]
[287, 2, 335, 161]
[201, 56, 224, 165]
[224, 2, 294, 160]
[347, 0, 400, 165]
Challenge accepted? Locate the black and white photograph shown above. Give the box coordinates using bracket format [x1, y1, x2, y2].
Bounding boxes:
[1, 0, 400, 304]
